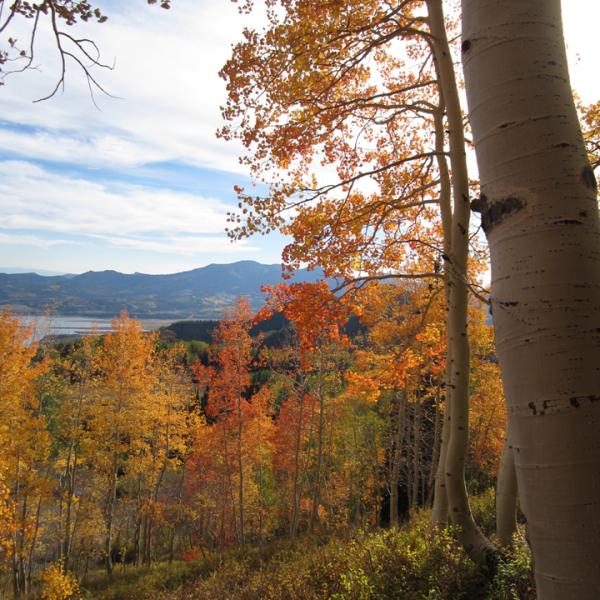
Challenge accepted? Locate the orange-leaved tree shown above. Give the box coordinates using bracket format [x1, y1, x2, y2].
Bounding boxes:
[258, 282, 350, 530]
[221, 0, 493, 558]
[191, 298, 272, 546]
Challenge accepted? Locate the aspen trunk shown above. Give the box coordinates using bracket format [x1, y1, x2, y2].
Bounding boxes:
[462, 1, 600, 595]
[169, 463, 186, 563]
[427, 0, 493, 561]
[431, 323, 451, 523]
[105, 470, 117, 576]
[290, 391, 304, 537]
[236, 394, 245, 545]
[429, 30, 455, 528]
[62, 452, 77, 571]
[427, 385, 442, 506]
[222, 436, 239, 544]
[411, 399, 421, 510]
[496, 434, 517, 547]
[310, 357, 325, 530]
[389, 393, 406, 527]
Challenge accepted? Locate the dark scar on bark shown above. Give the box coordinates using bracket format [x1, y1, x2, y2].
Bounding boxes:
[570, 394, 600, 404]
[582, 165, 597, 191]
[471, 194, 525, 234]
[461, 39, 471, 53]
[553, 219, 583, 226]
[498, 300, 519, 307]
[470, 194, 487, 213]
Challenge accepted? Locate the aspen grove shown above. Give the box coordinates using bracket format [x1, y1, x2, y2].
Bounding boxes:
[0, 290, 506, 597]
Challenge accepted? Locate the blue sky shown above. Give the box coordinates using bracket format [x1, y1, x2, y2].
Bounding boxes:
[0, 0, 598, 275]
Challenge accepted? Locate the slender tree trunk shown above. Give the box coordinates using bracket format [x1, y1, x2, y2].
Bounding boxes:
[27, 488, 45, 591]
[11, 463, 22, 599]
[17, 495, 27, 596]
[430, 102, 452, 525]
[12, 546, 19, 599]
[290, 391, 304, 538]
[405, 401, 413, 511]
[496, 434, 518, 546]
[411, 399, 422, 510]
[428, 0, 494, 562]
[222, 436, 239, 544]
[236, 394, 245, 545]
[143, 508, 152, 566]
[63, 457, 76, 571]
[134, 515, 142, 568]
[462, 1, 600, 594]
[104, 464, 118, 577]
[428, 385, 442, 505]
[169, 463, 186, 564]
[310, 356, 325, 530]
[431, 358, 451, 524]
[389, 393, 406, 527]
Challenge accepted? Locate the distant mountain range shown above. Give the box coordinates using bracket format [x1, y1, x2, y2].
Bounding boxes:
[0, 261, 325, 319]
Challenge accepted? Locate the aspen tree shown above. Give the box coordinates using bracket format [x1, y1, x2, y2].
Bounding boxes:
[462, 1, 600, 596]
[0, 312, 49, 598]
[221, 0, 496, 559]
[94, 313, 156, 576]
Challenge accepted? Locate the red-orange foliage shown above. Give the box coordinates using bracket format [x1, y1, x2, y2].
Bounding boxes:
[257, 281, 349, 365]
[189, 298, 274, 546]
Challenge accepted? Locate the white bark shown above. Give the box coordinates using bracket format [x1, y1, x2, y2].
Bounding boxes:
[431, 104, 452, 526]
[428, 0, 493, 562]
[496, 433, 517, 546]
[462, 1, 600, 596]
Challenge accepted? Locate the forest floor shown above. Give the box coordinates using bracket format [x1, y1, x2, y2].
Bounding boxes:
[77, 494, 534, 600]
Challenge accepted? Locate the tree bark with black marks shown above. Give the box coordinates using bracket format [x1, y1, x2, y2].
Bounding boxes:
[427, 0, 494, 562]
[462, 1, 600, 596]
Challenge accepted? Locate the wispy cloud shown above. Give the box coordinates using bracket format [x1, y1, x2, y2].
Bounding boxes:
[0, 160, 236, 239]
[91, 234, 256, 256]
[0, 1, 257, 174]
[0, 233, 78, 248]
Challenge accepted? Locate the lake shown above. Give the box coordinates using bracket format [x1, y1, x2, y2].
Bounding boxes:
[20, 315, 174, 340]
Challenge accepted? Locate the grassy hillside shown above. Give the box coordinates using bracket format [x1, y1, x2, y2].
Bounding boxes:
[75, 496, 533, 600]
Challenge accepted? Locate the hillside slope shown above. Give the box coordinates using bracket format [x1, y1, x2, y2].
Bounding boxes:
[0, 261, 325, 319]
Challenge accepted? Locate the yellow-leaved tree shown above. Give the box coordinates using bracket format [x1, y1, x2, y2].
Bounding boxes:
[0, 311, 50, 598]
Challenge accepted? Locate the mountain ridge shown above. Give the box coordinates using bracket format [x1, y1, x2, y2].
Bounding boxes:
[0, 261, 325, 319]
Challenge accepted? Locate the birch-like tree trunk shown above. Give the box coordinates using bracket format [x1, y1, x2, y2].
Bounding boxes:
[390, 392, 406, 527]
[411, 399, 422, 510]
[431, 105, 452, 525]
[427, 0, 494, 562]
[290, 391, 304, 537]
[462, 1, 600, 596]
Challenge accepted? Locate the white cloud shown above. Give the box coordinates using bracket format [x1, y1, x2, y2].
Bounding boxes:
[0, 233, 78, 248]
[91, 234, 256, 256]
[0, 0, 261, 173]
[0, 160, 236, 238]
[1, 1, 595, 176]
[0, 129, 166, 169]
